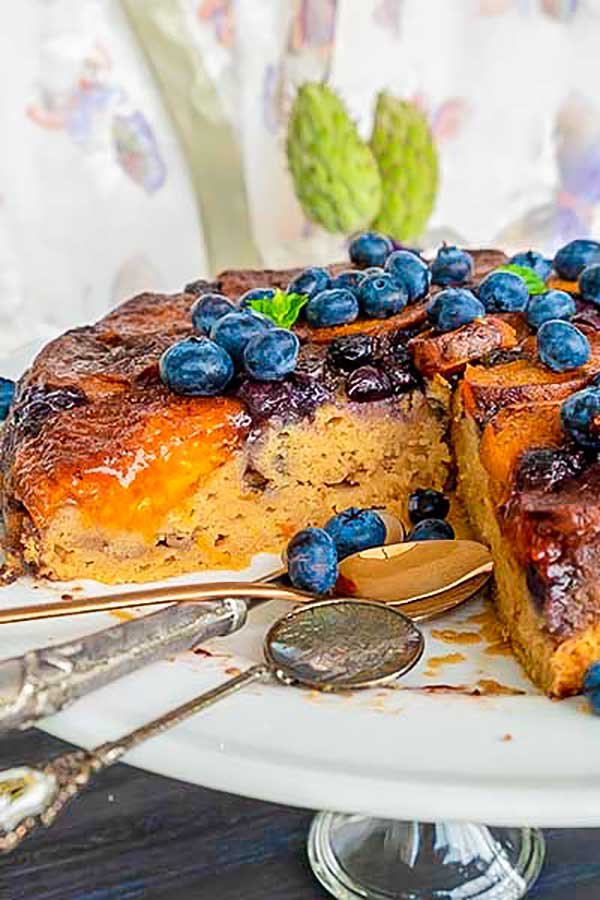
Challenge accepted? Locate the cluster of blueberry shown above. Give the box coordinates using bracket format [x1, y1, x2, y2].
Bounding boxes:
[160, 293, 301, 396]
[286, 488, 453, 595]
[427, 238, 600, 375]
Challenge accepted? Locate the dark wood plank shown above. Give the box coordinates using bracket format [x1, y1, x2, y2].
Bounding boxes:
[0, 729, 598, 899]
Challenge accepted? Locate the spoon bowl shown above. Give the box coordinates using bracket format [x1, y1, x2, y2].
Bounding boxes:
[337, 539, 493, 607]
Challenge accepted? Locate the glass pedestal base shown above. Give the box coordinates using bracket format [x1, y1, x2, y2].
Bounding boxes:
[307, 812, 545, 900]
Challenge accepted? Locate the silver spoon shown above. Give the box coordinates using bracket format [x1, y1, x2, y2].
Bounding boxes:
[0, 598, 423, 853]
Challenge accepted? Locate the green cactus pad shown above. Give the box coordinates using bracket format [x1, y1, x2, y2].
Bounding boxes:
[286, 83, 382, 234]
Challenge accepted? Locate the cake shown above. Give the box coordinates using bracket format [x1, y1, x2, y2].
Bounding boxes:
[3, 241, 600, 698]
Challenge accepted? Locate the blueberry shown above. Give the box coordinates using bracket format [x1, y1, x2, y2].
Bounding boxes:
[587, 689, 600, 715]
[287, 267, 331, 299]
[331, 270, 364, 291]
[508, 250, 552, 281]
[407, 518, 455, 542]
[478, 271, 529, 312]
[583, 661, 600, 695]
[526, 290, 576, 329]
[583, 662, 600, 715]
[560, 385, 600, 448]
[327, 334, 375, 372]
[537, 320, 590, 372]
[408, 488, 450, 524]
[427, 288, 485, 332]
[579, 264, 600, 305]
[430, 246, 474, 287]
[238, 287, 276, 308]
[243, 328, 300, 381]
[0, 377, 16, 420]
[349, 232, 393, 268]
[160, 337, 234, 396]
[515, 446, 589, 493]
[554, 239, 600, 281]
[357, 272, 408, 319]
[191, 293, 236, 333]
[210, 311, 270, 364]
[305, 289, 359, 328]
[385, 250, 431, 301]
[346, 366, 393, 402]
[324, 507, 387, 560]
[287, 527, 338, 594]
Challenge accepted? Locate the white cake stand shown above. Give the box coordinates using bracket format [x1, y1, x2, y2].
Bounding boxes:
[0, 347, 594, 898]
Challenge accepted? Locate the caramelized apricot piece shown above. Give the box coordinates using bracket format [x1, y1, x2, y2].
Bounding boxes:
[479, 402, 563, 492]
[409, 317, 518, 378]
[462, 330, 600, 424]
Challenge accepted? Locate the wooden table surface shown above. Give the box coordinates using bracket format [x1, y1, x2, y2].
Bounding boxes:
[0, 729, 599, 899]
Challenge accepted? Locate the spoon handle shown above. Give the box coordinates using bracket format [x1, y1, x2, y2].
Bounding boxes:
[0, 664, 268, 853]
[0, 571, 298, 626]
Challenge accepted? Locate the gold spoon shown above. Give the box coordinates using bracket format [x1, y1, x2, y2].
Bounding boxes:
[0, 540, 492, 625]
[337, 539, 493, 606]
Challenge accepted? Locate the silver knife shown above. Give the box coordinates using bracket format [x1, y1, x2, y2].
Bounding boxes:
[0, 597, 253, 732]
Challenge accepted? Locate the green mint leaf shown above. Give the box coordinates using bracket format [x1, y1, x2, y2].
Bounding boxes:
[496, 264, 547, 295]
[247, 289, 309, 329]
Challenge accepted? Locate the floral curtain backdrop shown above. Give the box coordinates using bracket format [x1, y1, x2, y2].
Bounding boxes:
[0, 0, 598, 354]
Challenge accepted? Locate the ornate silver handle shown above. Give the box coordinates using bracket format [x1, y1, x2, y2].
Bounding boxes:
[0, 597, 249, 732]
[0, 664, 269, 853]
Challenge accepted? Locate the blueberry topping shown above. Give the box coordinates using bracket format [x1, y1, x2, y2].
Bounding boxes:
[537, 320, 590, 372]
[384, 250, 431, 301]
[324, 507, 387, 560]
[287, 527, 338, 594]
[0, 377, 16, 420]
[210, 311, 270, 364]
[583, 662, 600, 715]
[560, 385, 600, 448]
[515, 447, 590, 493]
[327, 334, 375, 372]
[427, 288, 485, 332]
[361, 267, 386, 277]
[508, 251, 552, 281]
[554, 239, 600, 281]
[243, 328, 300, 381]
[583, 661, 600, 695]
[287, 267, 331, 299]
[407, 518, 455, 542]
[237, 373, 331, 423]
[408, 488, 450, 524]
[579, 264, 600, 305]
[345, 366, 392, 402]
[349, 232, 393, 268]
[238, 287, 277, 308]
[331, 270, 364, 291]
[526, 290, 576, 329]
[191, 293, 236, 333]
[305, 289, 359, 328]
[478, 271, 529, 312]
[159, 337, 234, 396]
[430, 246, 474, 286]
[386, 362, 420, 394]
[357, 272, 407, 319]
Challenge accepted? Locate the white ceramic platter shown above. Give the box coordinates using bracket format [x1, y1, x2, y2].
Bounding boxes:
[1, 345, 598, 829]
